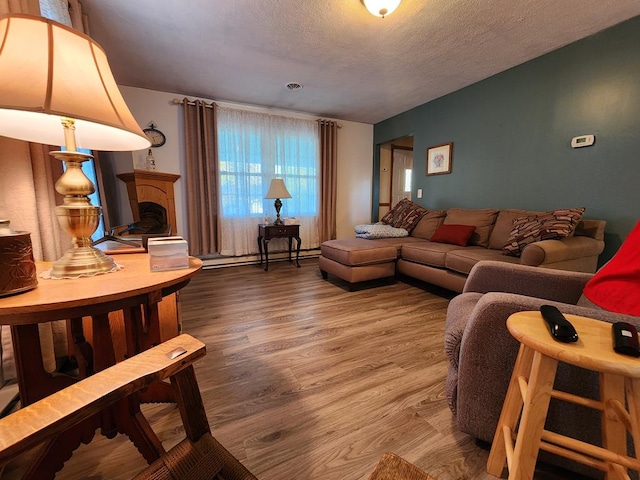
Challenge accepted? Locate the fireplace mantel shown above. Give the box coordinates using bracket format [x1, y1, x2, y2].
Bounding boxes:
[117, 170, 180, 235]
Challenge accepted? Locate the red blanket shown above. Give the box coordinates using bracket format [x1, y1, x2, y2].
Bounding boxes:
[583, 221, 640, 316]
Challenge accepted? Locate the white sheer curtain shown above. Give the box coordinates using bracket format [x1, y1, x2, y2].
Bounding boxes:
[217, 107, 320, 256]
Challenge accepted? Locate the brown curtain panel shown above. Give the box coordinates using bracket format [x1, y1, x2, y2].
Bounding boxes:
[182, 99, 220, 255]
[318, 120, 338, 242]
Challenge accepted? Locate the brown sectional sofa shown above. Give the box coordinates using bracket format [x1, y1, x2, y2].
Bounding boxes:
[319, 207, 606, 292]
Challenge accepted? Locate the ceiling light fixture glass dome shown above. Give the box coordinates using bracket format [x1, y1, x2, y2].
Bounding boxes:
[362, 0, 401, 18]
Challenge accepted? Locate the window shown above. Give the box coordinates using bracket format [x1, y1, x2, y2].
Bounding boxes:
[216, 107, 320, 256]
[39, 0, 72, 26]
[404, 169, 412, 193]
[217, 108, 318, 219]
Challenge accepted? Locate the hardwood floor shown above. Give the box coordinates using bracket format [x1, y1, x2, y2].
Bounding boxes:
[3, 258, 582, 479]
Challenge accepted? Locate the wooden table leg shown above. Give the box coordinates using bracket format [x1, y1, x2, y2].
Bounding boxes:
[487, 344, 535, 476]
[128, 299, 176, 404]
[95, 312, 165, 461]
[258, 234, 264, 265]
[294, 235, 301, 267]
[68, 318, 94, 377]
[9, 324, 76, 407]
[508, 350, 558, 480]
[626, 378, 640, 461]
[264, 239, 270, 271]
[600, 373, 628, 480]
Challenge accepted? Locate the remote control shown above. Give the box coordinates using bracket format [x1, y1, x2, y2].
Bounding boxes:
[540, 305, 578, 343]
[612, 322, 640, 357]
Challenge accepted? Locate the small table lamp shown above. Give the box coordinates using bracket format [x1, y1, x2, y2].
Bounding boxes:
[0, 14, 150, 278]
[265, 179, 292, 225]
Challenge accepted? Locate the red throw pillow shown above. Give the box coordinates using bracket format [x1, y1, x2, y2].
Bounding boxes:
[583, 221, 640, 316]
[430, 224, 476, 246]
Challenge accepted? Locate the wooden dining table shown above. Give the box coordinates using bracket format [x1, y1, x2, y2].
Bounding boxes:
[0, 253, 202, 479]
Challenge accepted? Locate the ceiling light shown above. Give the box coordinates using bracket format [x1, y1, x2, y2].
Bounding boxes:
[362, 0, 401, 18]
[286, 82, 303, 91]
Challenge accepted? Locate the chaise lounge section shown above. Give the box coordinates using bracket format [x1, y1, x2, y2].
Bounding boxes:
[320, 203, 606, 292]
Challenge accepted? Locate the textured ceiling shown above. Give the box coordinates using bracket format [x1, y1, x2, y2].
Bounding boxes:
[80, 0, 640, 124]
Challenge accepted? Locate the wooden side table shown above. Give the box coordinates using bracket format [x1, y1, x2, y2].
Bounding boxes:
[487, 311, 640, 479]
[257, 224, 301, 271]
[0, 254, 202, 479]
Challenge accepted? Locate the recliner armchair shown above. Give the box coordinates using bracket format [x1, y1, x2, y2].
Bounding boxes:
[444, 260, 640, 476]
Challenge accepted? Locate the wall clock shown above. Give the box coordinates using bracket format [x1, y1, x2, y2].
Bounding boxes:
[143, 123, 166, 148]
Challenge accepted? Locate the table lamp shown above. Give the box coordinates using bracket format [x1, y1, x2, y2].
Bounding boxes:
[265, 179, 292, 226]
[0, 14, 150, 278]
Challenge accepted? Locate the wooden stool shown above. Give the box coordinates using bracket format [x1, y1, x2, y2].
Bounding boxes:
[487, 312, 640, 480]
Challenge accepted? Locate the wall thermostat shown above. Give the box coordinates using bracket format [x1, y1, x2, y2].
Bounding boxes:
[571, 134, 595, 148]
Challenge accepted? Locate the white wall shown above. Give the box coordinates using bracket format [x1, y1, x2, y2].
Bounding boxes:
[336, 121, 373, 238]
[113, 86, 373, 244]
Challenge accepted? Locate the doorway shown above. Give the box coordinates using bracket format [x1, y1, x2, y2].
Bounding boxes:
[377, 136, 414, 219]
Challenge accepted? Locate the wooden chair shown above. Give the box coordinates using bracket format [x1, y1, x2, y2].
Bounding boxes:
[0, 334, 257, 480]
[366, 453, 436, 480]
[0, 333, 440, 480]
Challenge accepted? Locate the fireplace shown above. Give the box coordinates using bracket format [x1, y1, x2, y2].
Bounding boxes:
[117, 170, 180, 235]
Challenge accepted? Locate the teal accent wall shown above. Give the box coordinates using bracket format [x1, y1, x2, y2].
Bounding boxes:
[374, 16, 640, 264]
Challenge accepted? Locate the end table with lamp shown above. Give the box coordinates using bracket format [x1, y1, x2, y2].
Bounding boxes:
[259, 178, 300, 270]
[258, 223, 301, 271]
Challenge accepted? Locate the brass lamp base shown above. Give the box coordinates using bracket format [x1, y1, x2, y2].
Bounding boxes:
[50, 202, 116, 278]
[49, 135, 117, 279]
[50, 244, 116, 278]
[273, 198, 283, 225]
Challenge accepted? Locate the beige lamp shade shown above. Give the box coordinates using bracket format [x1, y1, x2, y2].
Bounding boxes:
[265, 179, 292, 199]
[0, 14, 150, 151]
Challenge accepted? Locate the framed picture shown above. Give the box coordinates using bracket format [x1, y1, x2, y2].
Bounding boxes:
[426, 142, 453, 176]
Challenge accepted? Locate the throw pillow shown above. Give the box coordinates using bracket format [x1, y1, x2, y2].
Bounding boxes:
[430, 224, 476, 246]
[488, 209, 539, 250]
[502, 207, 585, 257]
[380, 198, 428, 233]
[582, 221, 640, 316]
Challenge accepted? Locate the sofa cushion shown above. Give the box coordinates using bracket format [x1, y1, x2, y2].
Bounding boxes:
[358, 236, 427, 255]
[320, 239, 397, 266]
[380, 198, 428, 233]
[400, 242, 463, 268]
[410, 210, 446, 239]
[443, 208, 499, 247]
[445, 248, 520, 275]
[430, 224, 476, 246]
[503, 208, 586, 257]
[488, 209, 540, 250]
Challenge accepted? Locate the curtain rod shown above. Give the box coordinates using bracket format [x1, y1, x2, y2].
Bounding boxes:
[172, 97, 342, 127]
[171, 98, 214, 108]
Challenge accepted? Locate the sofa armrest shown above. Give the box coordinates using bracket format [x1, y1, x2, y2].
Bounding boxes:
[519, 236, 605, 267]
[453, 292, 640, 442]
[463, 260, 592, 304]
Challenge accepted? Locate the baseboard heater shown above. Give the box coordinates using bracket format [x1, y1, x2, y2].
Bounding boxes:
[201, 249, 320, 269]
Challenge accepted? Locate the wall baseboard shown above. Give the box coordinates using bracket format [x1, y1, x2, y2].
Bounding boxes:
[201, 249, 320, 269]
